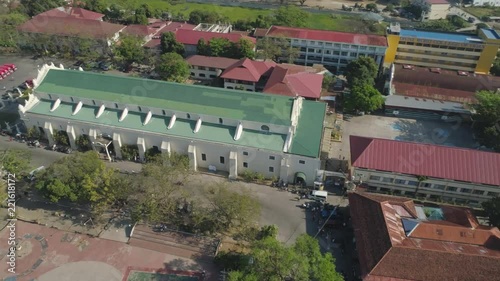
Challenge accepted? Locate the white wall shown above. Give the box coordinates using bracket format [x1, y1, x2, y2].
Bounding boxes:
[224, 81, 256, 92]
[189, 66, 219, 80]
[24, 113, 319, 185]
[353, 168, 499, 204]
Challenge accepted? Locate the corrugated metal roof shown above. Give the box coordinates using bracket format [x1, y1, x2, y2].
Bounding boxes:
[350, 135, 500, 186]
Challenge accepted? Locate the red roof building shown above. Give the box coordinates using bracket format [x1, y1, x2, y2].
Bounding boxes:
[175, 29, 256, 46]
[350, 135, 500, 186]
[143, 22, 197, 49]
[17, 15, 125, 40]
[123, 24, 160, 42]
[37, 7, 104, 21]
[349, 191, 500, 281]
[264, 26, 387, 47]
[220, 59, 275, 91]
[263, 65, 323, 99]
[392, 64, 500, 103]
[187, 55, 238, 70]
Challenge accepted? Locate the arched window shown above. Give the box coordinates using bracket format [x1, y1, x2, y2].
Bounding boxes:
[261, 125, 270, 131]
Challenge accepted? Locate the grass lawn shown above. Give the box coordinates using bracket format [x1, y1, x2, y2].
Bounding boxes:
[463, 7, 500, 18]
[102, 0, 384, 34]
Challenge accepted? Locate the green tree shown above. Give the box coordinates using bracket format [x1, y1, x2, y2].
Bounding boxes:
[188, 10, 221, 25]
[80, 0, 106, 13]
[344, 83, 384, 113]
[471, 90, 500, 152]
[0, 150, 31, 177]
[227, 234, 343, 281]
[273, 5, 309, 27]
[416, 19, 456, 32]
[35, 152, 117, 215]
[366, 3, 378, 11]
[27, 126, 41, 139]
[160, 32, 185, 55]
[20, 0, 65, 17]
[157, 52, 190, 83]
[322, 74, 336, 91]
[196, 38, 211, 56]
[482, 196, 500, 228]
[105, 4, 125, 22]
[233, 38, 255, 59]
[209, 37, 233, 57]
[345, 56, 378, 87]
[75, 135, 91, 151]
[256, 36, 297, 62]
[490, 53, 500, 76]
[0, 13, 28, 48]
[113, 34, 145, 67]
[406, 0, 430, 19]
[53, 130, 69, 146]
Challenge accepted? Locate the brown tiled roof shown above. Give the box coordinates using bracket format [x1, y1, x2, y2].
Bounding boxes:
[18, 15, 124, 39]
[123, 24, 157, 37]
[393, 64, 500, 103]
[348, 192, 500, 281]
[220, 59, 275, 82]
[263, 66, 323, 99]
[37, 7, 104, 20]
[253, 28, 269, 37]
[186, 55, 238, 70]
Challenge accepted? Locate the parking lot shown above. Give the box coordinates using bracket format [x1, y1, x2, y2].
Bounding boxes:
[332, 114, 477, 161]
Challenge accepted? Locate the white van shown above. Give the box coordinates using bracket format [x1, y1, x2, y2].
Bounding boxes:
[308, 190, 328, 202]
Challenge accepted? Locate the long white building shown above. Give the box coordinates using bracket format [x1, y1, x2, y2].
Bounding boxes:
[19, 64, 327, 185]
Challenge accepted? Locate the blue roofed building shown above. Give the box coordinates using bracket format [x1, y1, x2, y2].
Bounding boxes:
[384, 23, 500, 74]
[18, 64, 328, 185]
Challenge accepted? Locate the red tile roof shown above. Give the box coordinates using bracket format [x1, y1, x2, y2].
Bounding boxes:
[175, 29, 257, 46]
[158, 22, 196, 34]
[349, 192, 500, 281]
[263, 65, 323, 99]
[393, 64, 500, 103]
[253, 28, 269, 37]
[266, 25, 387, 47]
[18, 15, 124, 39]
[123, 24, 157, 37]
[350, 135, 500, 186]
[186, 55, 238, 70]
[37, 7, 104, 20]
[220, 59, 275, 82]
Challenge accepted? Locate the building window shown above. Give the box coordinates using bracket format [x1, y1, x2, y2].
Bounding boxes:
[187, 113, 191, 119]
[269, 167, 274, 172]
[219, 118, 223, 124]
[382, 177, 393, 183]
[407, 181, 418, 186]
[394, 179, 406, 185]
[138, 106, 142, 112]
[421, 183, 431, 188]
[269, 156, 275, 160]
[472, 190, 484, 195]
[488, 192, 499, 197]
[433, 184, 445, 190]
[210, 75, 216, 78]
[92, 100, 96, 105]
[162, 110, 166, 115]
[261, 125, 270, 131]
[115, 103, 118, 108]
[461, 188, 472, 193]
[447, 186, 458, 192]
[209, 67, 216, 71]
[369, 175, 381, 181]
[220, 156, 225, 164]
[299, 160, 306, 164]
[243, 151, 249, 156]
[243, 162, 248, 168]
[201, 153, 206, 161]
[190, 72, 195, 76]
[199, 73, 206, 77]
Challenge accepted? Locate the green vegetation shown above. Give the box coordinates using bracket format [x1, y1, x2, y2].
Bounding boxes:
[464, 6, 500, 19]
[0, 13, 28, 50]
[157, 52, 190, 83]
[417, 16, 471, 32]
[0, 112, 20, 128]
[241, 170, 266, 183]
[0, 149, 32, 177]
[344, 57, 384, 113]
[198, 37, 256, 59]
[490, 52, 500, 76]
[112, 34, 146, 67]
[218, 232, 343, 281]
[482, 196, 500, 228]
[471, 90, 500, 152]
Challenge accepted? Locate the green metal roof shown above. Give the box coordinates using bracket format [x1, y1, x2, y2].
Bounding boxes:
[35, 69, 293, 125]
[289, 101, 326, 158]
[28, 100, 287, 152]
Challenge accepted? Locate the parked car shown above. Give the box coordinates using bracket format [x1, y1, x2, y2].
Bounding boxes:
[74, 60, 84, 67]
[3, 64, 17, 71]
[99, 62, 111, 71]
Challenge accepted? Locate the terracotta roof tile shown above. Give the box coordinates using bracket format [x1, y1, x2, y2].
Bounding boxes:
[263, 66, 323, 99]
[220, 59, 275, 82]
[123, 24, 157, 37]
[18, 16, 124, 39]
[186, 55, 238, 70]
[350, 135, 500, 186]
[266, 25, 387, 47]
[349, 192, 500, 281]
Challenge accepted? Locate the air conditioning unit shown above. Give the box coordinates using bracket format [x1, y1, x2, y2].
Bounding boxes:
[393, 110, 399, 115]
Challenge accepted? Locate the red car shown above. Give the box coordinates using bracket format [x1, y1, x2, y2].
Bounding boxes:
[0, 69, 10, 77]
[25, 79, 34, 88]
[2, 64, 16, 71]
[0, 66, 12, 74]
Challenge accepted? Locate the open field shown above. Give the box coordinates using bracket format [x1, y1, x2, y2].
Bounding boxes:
[463, 6, 500, 18]
[101, 0, 386, 34]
